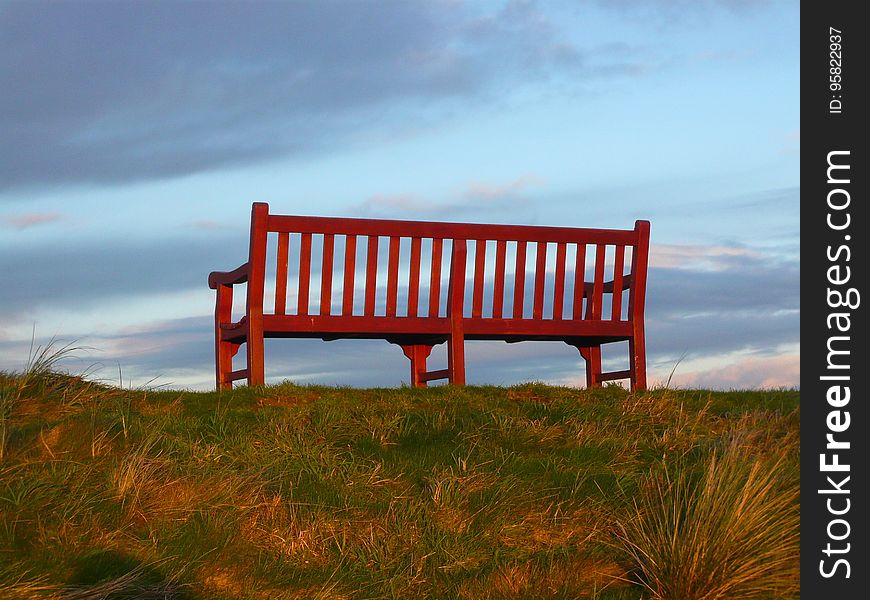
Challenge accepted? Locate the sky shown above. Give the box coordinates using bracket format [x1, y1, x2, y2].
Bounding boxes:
[0, 0, 799, 390]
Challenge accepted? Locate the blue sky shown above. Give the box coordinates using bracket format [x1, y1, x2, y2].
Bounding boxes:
[0, 0, 799, 389]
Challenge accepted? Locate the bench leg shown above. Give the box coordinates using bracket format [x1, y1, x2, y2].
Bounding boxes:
[216, 336, 232, 391]
[448, 334, 466, 385]
[214, 284, 236, 391]
[401, 344, 434, 388]
[246, 325, 266, 387]
[629, 333, 647, 392]
[577, 345, 602, 388]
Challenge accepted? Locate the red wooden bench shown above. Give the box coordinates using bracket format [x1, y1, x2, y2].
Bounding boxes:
[208, 203, 650, 391]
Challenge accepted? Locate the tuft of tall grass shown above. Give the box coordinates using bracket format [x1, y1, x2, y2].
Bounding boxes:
[0, 559, 187, 600]
[613, 441, 799, 600]
[112, 433, 165, 513]
[1, 337, 88, 461]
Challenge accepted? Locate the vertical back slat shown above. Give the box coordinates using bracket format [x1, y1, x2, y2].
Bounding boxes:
[611, 245, 625, 320]
[275, 232, 289, 315]
[472, 239, 486, 318]
[364, 235, 379, 316]
[320, 233, 334, 315]
[386, 236, 400, 317]
[342, 235, 356, 316]
[298, 232, 312, 316]
[408, 237, 422, 317]
[591, 244, 606, 320]
[573, 243, 587, 319]
[429, 238, 443, 318]
[553, 242, 566, 320]
[532, 241, 547, 320]
[492, 240, 507, 319]
[449, 240, 467, 318]
[513, 241, 527, 319]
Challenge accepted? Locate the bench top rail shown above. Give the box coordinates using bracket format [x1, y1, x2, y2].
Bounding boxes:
[266, 213, 640, 246]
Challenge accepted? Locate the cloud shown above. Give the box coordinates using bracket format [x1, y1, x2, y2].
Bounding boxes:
[667, 353, 799, 389]
[2, 212, 65, 229]
[595, 0, 788, 19]
[0, 2, 580, 192]
[646, 256, 798, 316]
[0, 232, 247, 316]
[649, 243, 762, 271]
[355, 175, 544, 219]
[462, 175, 544, 201]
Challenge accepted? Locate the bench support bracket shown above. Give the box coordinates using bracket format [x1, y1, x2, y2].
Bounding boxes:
[576, 345, 602, 388]
[401, 344, 435, 388]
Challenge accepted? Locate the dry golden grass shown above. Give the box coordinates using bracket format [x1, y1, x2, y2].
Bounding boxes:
[241, 494, 339, 562]
[613, 439, 799, 600]
[457, 555, 628, 599]
[497, 502, 598, 551]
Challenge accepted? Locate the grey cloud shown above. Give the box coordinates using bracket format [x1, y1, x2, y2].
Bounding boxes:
[647, 260, 798, 316]
[1, 1, 580, 191]
[668, 186, 799, 215]
[0, 231, 248, 315]
[594, 0, 788, 19]
[647, 311, 797, 361]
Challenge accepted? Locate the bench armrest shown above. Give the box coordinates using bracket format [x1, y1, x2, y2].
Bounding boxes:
[582, 273, 633, 295]
[208, 263, 249, 289]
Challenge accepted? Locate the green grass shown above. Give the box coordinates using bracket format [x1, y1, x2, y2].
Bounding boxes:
[0, 363, 799, 599]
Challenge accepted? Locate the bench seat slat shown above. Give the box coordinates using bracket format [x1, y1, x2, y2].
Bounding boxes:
[261, 314, 632, 339]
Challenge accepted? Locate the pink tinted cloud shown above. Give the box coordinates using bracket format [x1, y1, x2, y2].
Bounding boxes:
[649, 243, 761, 271]
[2, 212, 65, 229]
[462, 175, 544, 201]
[357, 175, 544, 217]
[667, 354, 799, 389]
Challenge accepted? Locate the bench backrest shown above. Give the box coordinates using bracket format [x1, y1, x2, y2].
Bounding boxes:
[244, 203, 649, 325]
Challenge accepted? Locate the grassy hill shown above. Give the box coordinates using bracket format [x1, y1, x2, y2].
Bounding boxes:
[0, 359, 798, 599]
